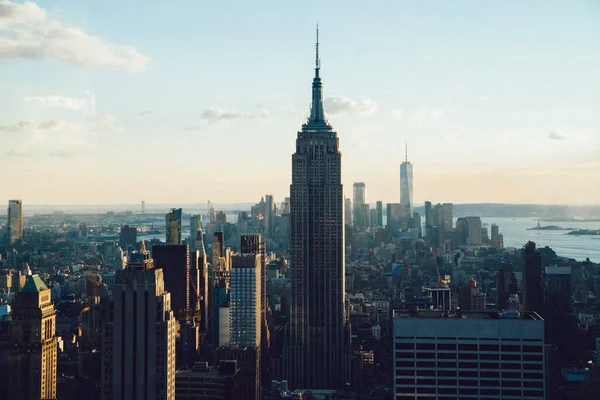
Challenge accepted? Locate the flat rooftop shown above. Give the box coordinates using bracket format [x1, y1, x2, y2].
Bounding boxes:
[394, 310, 543, 321]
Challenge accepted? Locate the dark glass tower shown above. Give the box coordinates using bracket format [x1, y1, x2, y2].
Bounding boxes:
[523, 241, 544, 315]
[284, 28, 350, 389]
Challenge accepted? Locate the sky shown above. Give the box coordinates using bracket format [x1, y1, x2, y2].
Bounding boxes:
[1, 0, 599, 207]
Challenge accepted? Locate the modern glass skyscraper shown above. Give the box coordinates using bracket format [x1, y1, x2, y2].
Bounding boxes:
[7, 199, 22, 246]
[285, 28, 350, 389]
[400, 144, 413, 218]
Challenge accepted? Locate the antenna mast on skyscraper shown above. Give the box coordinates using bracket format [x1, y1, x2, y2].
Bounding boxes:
[405, 141, 408, 163]
[316, 23, 320, 70]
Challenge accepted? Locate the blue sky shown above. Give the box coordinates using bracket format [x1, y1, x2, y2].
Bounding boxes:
[1, 0, 599, 206]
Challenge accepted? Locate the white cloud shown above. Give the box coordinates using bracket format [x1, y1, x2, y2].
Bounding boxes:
[89, 113, 122, 132]
[481, 96, 491, 102]
[455, 84, 465, 91]
[137, 109, 153, 116]
[200, 106, 272, 125]
[0, 1, 148, 71]
[324, 96, 378, 116]
[390, 109, 404, 120]
[25, 95, 87, 109]
[412, 107, 445, 124]
[547, 131, 567, 140]
[48, 150, 74, 158]
[0, 119, 75, 132]
[201, 107, 244, 123]
[0, 1, 46, 26]
[6, 149, 30, 157]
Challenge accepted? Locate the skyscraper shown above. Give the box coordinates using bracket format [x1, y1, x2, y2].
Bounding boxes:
[523, 241, 544, 314]
[230, 254, 262, 348]
[189, 214, 202, 247]
[193, 229, 209, 331]
[264, 195, 274, 236]
[376, 200, 383, 227]
[399, 143, 413, 218]
[442, 203, 453, 232]
[7, 199, 23, 246]
[101, 250, 177, 400]
[0, 275, 57, 400]
[393, 309, 546, 399]
[152, 244, 190, 321]
[166, 208, 182, 245]
[285, 28, 350, 389]
[344, 197, 352, 227]
[119, 224, 137, 249]
[352, 182, 368, 231]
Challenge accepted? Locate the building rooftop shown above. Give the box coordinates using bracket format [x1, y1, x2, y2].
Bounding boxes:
[21, 275, 49, 293]
[394, 309, 543, 321]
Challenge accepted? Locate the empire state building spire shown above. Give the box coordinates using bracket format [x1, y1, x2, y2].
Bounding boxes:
[308, 24, 326, 125]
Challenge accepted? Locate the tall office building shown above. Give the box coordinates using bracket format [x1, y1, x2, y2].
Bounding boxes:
[393, 310, 546, 399]
[240, 234, 268, 344]
[490, 224, 503, 249]
[344, 197, 352, 227]
[166, 208, 182, 245]
[523, 241, 543, 315]
[376, 200, 383, 227]
[353, 182, 368, 231]
[442, 203, 453, 232]
[285, 29, 350, 389]
[101, 250, 177, 400]
[497, 262, 518, 310]
[0, 275, 57, 400]
[413, 212, 422, 237]
[264, 195, 275, 236]
[189, 214, 202, 247]
[399, 144, 413, 218]
[370, 208, 378, 228]
[466, 216, 483, 245]
[424, 201, 432, 227]
[152, 244, 190, 321]
[119, 224, 137, 249]
[386, 203, 404, 233]
[193, 230, 209, 331]
[7, 199, 23, 245]
[213, 231, 225, 268]
[230, 254, 262, 348]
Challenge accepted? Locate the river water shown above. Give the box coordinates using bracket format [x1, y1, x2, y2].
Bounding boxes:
[480, 216, 599, 262]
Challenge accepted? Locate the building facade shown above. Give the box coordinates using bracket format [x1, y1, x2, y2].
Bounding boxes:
[7, 199, 23, 245]
[1, 275, 58, 400]
[393, 310, 546, 399]
[152, 244, 191, 321]
[101, 251, 177, 400]
[352, 182, 368, 231]
[285, 30, 350, 389]
[523, 241, 543, 314]
[166, 208, 182, 245]
[400, 148, 413, 218]
[229, 254, 261, 348]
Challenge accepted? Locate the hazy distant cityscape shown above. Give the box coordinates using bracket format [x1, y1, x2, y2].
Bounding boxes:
[2, 1, 600, 400]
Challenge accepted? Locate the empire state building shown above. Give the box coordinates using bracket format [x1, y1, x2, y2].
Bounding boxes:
[284, 28, 351, 390]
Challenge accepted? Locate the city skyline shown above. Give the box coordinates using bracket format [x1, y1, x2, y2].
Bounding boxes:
[1, 1, 600, 205]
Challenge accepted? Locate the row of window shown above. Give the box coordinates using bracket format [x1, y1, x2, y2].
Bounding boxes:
[396, 378, 544, 387]
[395, 343, 543, 352]
[396, 369, 543, 379]
[397, 360, 543, 370]
[396, 387, 544, 398]
[396, 351, 543, 361]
